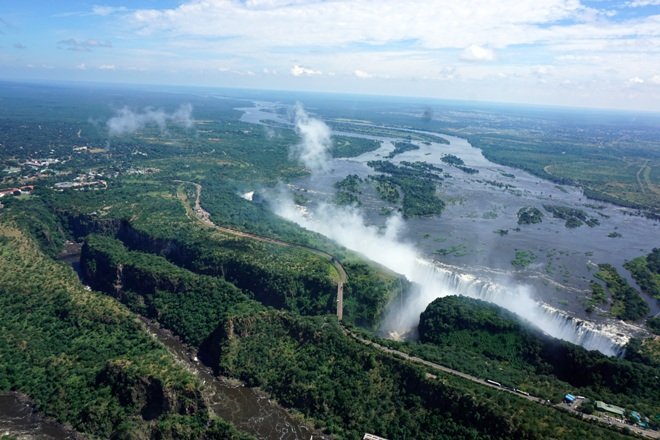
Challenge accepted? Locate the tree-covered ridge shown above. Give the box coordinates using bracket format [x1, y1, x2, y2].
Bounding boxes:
[416, 296, 660, 417]
[45, 175, 400, 327]
[212, 309, 637, 440]
[79, 229, 643, 438]
[81, 234, 261, 347]
[0, 222, 250, 439]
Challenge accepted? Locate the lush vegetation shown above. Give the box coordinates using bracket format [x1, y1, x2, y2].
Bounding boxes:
[586, 281, 608, 313]
[331, 136, 381, 158]
[440, 154, 479, 173]
[81, 234, 261, 347]
[511, 249, 537, 269]
[517, 206, 544, 225]
[385, 141, 419, 158]
[317, 98, 660, 215]
[334, 174, 363, 206]
[415, 296, 660, 418]
[543, 204, 600, 228]
[214, 309, 635, 440]
[2, 82, 656, 439]
[368, 160, 445, 217]
[648, 316, 660, 335]
[0, 221, 250, 439]
[594, 264, 650, 321]
[624, 248, 660, 300]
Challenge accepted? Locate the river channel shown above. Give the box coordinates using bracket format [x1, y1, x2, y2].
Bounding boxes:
[239, 100, 659, 317]
[238, 100, 658, 353]
[0, 249, 327, 440]
[0, 393, 73, 440]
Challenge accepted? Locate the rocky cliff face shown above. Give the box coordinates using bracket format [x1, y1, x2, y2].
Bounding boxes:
[97, 359, 206, 421]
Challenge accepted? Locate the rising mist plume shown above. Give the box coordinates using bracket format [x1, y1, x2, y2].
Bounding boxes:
[269, 103, 623, 355]
[107, 103, 194, 136]
[270, 194, 622, 355]
[289, 103, 332, 172]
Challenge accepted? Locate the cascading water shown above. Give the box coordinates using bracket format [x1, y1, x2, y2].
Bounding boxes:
[270, 197, 634, 357]
[381, 259, 629, 356]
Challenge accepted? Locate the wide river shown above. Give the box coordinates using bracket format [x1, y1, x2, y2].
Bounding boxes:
[240, 100, 659, 331]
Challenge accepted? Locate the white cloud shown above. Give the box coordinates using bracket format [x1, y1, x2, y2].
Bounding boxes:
[92, 5, 129, 16]
[76, 63, 86, 70]
[555, 54, 603, 63]
[628, 76, 645, 84]
[627, 0, 660, 6]
[290, 103, 332, 172]
[107, 104, 194, 136]
[354, 69, 372, 78]
[291, 64, 322, 76]
[58, 38, 112, 52]
[25, 0, 660, 111]
[531, 65, 555, 76]
[459, 45, 495, 62]
[651, 74, 660, 84]
[128, 0, 609, 50]
[99, 64, 116, 70]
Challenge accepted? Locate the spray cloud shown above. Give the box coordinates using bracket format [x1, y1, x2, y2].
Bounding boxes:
[289, 103, 332, 172]
[270, 103, 623, 355]
[107, 103, 194, 136]
[271, 194, 623, 355]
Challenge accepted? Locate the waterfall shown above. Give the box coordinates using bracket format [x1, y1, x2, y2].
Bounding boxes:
[382, 259, 629, 357]
[270, 198, 632, 357]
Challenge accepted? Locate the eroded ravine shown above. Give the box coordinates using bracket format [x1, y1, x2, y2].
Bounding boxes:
[139, 318, 329, 440]
[59, 248, 330, 440]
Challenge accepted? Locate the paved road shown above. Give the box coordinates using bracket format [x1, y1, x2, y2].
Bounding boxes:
[176, 180, 657, 439]
[344, 328, 658, 439]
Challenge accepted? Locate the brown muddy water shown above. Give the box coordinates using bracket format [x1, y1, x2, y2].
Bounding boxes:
[56, 247, 329, 440]
[0, 393, 73, 439]
[141, 318, 328, 440]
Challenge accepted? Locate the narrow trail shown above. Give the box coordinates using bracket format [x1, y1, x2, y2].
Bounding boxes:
[175, 181, 346, 320]
[175, 180, 657, 439]
[344, 329, 659, 439]
[637, 160, 650, 195]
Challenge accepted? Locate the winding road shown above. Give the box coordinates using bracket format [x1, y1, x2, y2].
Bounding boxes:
[344, 330, 658, 438]
[175, 180, 657, 439]
[175, 181, 347, 320]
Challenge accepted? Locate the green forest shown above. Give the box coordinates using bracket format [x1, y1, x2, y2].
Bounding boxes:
[413, 296, 659, 419]
[1, 83, 657, 439]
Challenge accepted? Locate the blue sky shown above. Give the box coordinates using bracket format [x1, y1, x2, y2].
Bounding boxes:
[1, 0, 660, 111]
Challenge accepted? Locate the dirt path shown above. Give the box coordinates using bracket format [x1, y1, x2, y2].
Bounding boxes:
[344, 328, 658, 439]
[637, 160, 650, 195]
[175, 180, 656, 439]
[175, 181, 346, 320]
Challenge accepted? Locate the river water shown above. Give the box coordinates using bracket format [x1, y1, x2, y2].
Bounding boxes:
[0, 249, 326, 440]
[239, 100, 658, 353]
[139, 318, 326, 440]
[0, 393, 72, 440]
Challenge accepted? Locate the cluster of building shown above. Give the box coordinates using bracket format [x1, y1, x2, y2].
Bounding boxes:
[0, 185, 33, 199]
[54, 177, 107, 191]
[564, 393, 653, 429]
